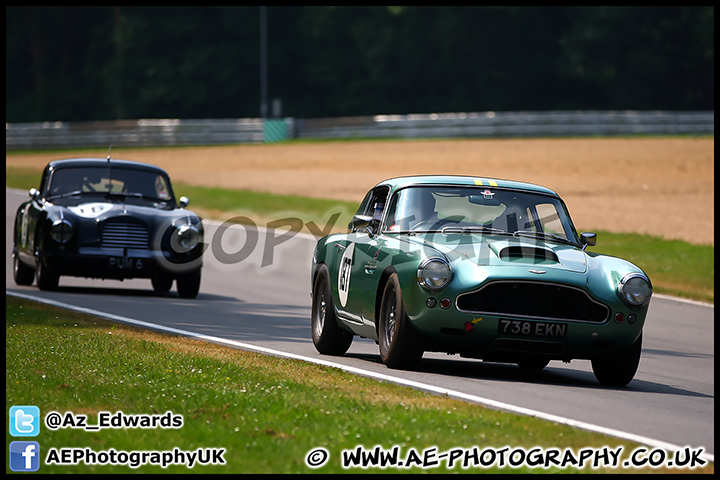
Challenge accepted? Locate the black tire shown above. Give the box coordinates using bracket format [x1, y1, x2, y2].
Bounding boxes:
[176, 270, 201, 298]
[517, 357, 550, 371]
[13, 254, 35, 286]
[378, 273, 423, 369]
[311, 264, 353, 355]
[591, 332, 643, 387]
[151, 273, 174, 293]
[35, 236, 59, 291]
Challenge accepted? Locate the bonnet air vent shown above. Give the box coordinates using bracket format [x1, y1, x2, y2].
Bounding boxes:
[498, 246, 559, 263]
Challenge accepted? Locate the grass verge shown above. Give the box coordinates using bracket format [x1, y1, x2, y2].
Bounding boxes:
[6, 295, 713, 474]
[6, 166, 713, 303]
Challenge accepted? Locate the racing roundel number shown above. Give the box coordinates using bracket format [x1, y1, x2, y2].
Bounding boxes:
[338, 242, 355, 307]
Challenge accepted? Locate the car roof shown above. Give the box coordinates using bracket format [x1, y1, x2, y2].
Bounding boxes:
[374, 175, 559, 196]
[46, 158, 169, 176]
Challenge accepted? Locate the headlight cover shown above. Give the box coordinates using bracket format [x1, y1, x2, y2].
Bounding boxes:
[417, 257, 452, 291]
[50, 219, 73, 243]
[172, 223, 201, 253]
[618, 273, 652, 306]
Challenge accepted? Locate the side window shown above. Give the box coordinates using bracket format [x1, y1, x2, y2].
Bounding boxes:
[369, 186, 389, 222]
[39, 168, 50, 196]
[352, 186, 389, 232]
[154, 175, 171, 200]
[354, 191, 374, 218]
[356, 187, 388, 218]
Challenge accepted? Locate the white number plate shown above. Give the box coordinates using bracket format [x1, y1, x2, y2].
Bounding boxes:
[497, 319, 567, 338]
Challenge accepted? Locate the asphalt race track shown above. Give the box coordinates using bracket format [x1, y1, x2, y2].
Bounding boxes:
[6, 188, 714, 461]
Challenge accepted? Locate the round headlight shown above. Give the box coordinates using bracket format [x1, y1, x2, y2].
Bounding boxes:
[172, 224, 200, 253]
[50, 219, 73, 243]
[417, 257, 452, 291]
[618, 273, 652, 306]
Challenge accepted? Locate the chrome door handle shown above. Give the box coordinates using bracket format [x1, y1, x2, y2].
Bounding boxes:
[364, 263, 377, 274]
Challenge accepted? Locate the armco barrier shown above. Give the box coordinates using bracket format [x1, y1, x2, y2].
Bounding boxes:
[5, 118, 264, 149]
[294, 111, 715, 139]
[5, 111, 713, 149]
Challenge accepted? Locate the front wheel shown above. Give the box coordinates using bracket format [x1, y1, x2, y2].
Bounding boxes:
[378, 273, 423, 369]
[151, 273, 174, 293]
[35, 236, 59, 291]
[517, 357, 550, 371]
[591, 333, 642, 387]
[13, 254, 35, 286]
[176, 271, 201, 298]
[311, 264, 353, 355]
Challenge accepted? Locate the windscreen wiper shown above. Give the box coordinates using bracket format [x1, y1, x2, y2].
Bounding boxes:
[442, 225, 513, 236]
[513, 230, 576, 245]
[442, 225, 512, 235]
[46, 190, 84, 200]
[104, 191, 160, 201]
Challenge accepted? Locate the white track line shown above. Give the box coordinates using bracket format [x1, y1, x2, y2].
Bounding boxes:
[6, 289, 713, 464]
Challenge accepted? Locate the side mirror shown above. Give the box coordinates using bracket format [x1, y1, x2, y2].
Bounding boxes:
[350, 214, 378, 236]
[178, 196, 189, 208]
[580, 232, 597, 250]
[350, 214, 372, 230]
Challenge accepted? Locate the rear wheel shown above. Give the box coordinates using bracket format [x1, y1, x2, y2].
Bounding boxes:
[591, 333, 642, 387]
[378, 273, 423, 369]
[311, 265, 353, 355]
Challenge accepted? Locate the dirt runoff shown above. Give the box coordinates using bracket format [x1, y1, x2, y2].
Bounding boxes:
[6, 137, 714, 245]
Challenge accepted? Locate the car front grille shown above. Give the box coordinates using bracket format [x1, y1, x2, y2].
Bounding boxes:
[456, 281, 609, 323]
[100, 219, 150, 250]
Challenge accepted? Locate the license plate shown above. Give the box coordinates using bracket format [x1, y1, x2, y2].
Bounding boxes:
[109, 257, 144, 270]
[497, 319, 567, 338]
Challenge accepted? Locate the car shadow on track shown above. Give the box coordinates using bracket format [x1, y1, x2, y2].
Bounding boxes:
[342, 352, 711, 398]
[24, 284, 238, 302]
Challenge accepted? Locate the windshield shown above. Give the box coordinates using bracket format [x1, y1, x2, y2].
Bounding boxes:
[46, 166, 174, 203]
[382, 186, 579, 244]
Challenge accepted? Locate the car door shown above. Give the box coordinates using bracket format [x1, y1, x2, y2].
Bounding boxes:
[333, 233, 364, 325]
[328, 186, 389, 338]
[16, 190, 43, 258]
[349, 186, 390, 328]
[22, 167, 53, 256]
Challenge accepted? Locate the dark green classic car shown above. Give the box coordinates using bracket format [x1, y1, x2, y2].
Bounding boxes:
[310, 175, 652, 387]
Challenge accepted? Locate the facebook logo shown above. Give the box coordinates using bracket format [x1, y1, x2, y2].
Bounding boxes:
[9, 406, 41, 437]
[9, 441, 41, 472]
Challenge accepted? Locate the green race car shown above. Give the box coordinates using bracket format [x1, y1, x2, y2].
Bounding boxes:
[310, 175, 652, 387]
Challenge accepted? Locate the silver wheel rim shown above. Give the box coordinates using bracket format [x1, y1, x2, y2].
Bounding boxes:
[383, 287, 397, 348]
[314, 287, 326, 338]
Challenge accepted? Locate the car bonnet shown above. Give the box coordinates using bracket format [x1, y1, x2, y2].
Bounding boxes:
[401, 232, 588, 273]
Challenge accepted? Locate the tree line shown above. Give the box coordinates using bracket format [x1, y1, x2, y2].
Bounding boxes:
[5, 6, 714, 123]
